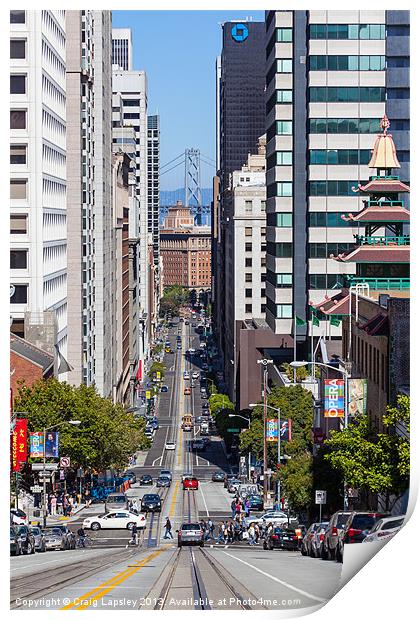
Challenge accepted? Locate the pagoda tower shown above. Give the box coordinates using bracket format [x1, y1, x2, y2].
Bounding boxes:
[335, 114, 410, 291]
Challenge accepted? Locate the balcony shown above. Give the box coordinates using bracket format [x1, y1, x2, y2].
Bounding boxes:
[369, 175, 400, 181]
[354, 235, 410, 246]
[345, 276, 410, 290]
[366, 200, 404, 208]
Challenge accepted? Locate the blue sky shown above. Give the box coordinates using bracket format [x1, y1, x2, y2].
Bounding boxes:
[112, 10, 264, 190]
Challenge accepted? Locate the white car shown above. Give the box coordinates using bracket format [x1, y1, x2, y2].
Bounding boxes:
[192, 371, 200, 379]
[165, 441, 176, 450]
[244, 511, 291, 528]
[362, 515, 405, 543]
[83, 510, 146, 531]
[184, 372, 190, 380]
[188, 348, 196, 355]
[10, 508, 28, 526]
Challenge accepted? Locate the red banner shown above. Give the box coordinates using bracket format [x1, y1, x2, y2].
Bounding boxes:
[12, 419, 27, 472]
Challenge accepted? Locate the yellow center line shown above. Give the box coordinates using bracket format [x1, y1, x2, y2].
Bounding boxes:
[168, 480, 180, 518]
[61, 549, 163, 610]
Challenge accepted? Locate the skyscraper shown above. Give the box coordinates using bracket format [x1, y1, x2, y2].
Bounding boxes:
[112, 28, 133, 71]
[265, 10, 410, 357]
[10, 10, 68, 372]
[147, 115, 160, 266]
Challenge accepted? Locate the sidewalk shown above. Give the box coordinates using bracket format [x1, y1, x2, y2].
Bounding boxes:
[27, 502, 86, 525]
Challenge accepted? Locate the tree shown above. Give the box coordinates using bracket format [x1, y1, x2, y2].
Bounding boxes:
[209, 393, 235, 446]
[149, 361, 166, 380]
[13, 379, 150, 476]
[324, 395, 410, 510]
[160, 285, 189, 316]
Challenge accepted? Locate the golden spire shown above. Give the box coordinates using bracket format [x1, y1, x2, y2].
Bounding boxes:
[368, 114, 400, 169]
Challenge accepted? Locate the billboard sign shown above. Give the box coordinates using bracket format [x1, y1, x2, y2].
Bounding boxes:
[348, 378, 368, 416]
[266, 419, 278, 442]
[324, 379, 345, 417]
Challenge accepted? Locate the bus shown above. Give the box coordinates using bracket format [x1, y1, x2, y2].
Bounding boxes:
[181, 414, 193, 431]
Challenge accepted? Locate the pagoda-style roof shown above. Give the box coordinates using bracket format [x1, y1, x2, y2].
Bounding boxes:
[342, 205, 410, 223]
[310, 290, 350, 316]
[353, 177, 410, 195]
[368, 115, 400, 169]
[334, 246, 410, 263]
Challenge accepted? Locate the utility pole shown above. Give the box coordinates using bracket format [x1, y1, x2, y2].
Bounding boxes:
[257, 358, 273, 507]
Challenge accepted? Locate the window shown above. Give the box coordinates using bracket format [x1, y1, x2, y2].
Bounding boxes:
[261, 289, 266, 298]
[10, 39, 26, 59]
[387, 89, 410, 100]
[309, 212, 357, 227]
[309, 274, 342, 289]
[261, 256, 266, 267]
[245, 289, 252, 298]
[276, 121, 293, 135]
[277, 59, 293, 73]
[10, 214, 27, 234]
[10, 144, 27, 164]
[309, 87, 385, 103]
[276, 151, 293, 166]
[10, 10, 25, 23]
[309, 55, 385, 71]
[308, 181, 359, 196]
[309, 23, 385, 40]
[245, 200, 252, 212]
[245, 273, 252, 282]
[310, 149, 371, 165]
[268, 303, 293, 318]
[267, 212, 292, 227]
[261, 273, 266, 282]
[276, 182, 293, 197]
[10, 179, 27, 199]
[10, 250, 27, 269]
[309, 242, 353, 258]
[245, 227, 252, 237]
[267, 272, 293, 288]
[267, 242, 293, 258]
[10, 284, 28, 303]
[261, 228, 266, 237]
[245, 304, 252, 314]
[10, 74, 26, 94]
[123, 99, 140, 106]
[277, 28, 293, 42]
[10, 109, 26, 129]
[260, 200, 266, 211]
[245, 242, 252, 252]
[309, 118, 381, 134]
[245, 258, 252, 267]
[267, 89, 293, 112]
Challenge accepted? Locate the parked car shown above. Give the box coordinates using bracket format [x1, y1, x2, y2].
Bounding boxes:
[29, 526, 46, 553]
[43, 527, 67, 551]
[177, 523, 204, 547]
[165, 441, 176, 450]
[15, 525, 36, 555]
[161, 385, 169, 393]
[192, 371, 200, 380]
[301, 523, 320, 557]
[227, 479, 241, 493]
[124, 471, 137, 484]
[140, 474, 153, 486]
[156, 476, 171, 488]
[182, 476, 199, 490]
[184, 387, 191, 396]
[10, 508, 28, 526]
[321, 511, 353, 560]
[362, 515, 405, 543]
[184, 372, 190, 380]
[141, 494, 162, 513]
[10, 526, 22, 556]
[53, 524, 76, 550]
[336, 511, 390, 562]
[105, 493, 128, 512]
[212, 471, 225, 482]
[311, 522, 329, 558]
[248, 495, 264, 511]
[83, 510, 146, 530]
[224, 474, 237, 489]
[263, 527, 300, 551]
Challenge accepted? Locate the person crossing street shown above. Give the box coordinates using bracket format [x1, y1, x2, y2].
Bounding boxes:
[163, 517, 173, 539]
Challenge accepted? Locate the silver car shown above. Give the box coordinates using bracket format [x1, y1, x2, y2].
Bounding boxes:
[177, 523, 204, 547]
[311, 522, 330, 558]
[362, 516, 405, 543]
[29, 526, 46, 553]
[43, 527, 67, 551]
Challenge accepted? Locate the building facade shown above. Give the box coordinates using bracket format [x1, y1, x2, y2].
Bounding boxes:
[10, 10, 68, 371]
[147, 114, 161, 334]
[265, 10, 410, 359]
[112, 28, 133, 71]
[66, 10, 114, 397]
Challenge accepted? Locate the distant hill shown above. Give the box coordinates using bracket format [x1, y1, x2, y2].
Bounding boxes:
[160, 188, 213, 207]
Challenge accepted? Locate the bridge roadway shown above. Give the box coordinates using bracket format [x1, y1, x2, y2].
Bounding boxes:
[10, 319, 342, 611]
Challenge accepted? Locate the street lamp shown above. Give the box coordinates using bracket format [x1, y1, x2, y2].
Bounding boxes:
[42, 420, 81, 528]
[257, 358, 273, 507]
[250, 402, 282, 507]
[290, 360, 350, 509]
[228, 414, 251, 481]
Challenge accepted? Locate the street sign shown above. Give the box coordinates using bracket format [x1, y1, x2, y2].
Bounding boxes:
[227, 428, 240, 433]
[315, 490, 327, 505]
[60, 456, 70, 468]
[38, 472, 52, 480]
[31, 485, 42, 493]
[31, 463, 58, 471]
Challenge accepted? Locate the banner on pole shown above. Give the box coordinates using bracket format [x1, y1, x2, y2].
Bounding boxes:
[12, 419, 27, 472]
[324, 379, 345, 417]
[266, 419, 278, 442]
[348, 378, 368, 416]
[30, 432, 60, 458]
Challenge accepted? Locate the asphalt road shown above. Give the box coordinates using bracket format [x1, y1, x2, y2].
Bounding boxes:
[10, 317, 342, 611]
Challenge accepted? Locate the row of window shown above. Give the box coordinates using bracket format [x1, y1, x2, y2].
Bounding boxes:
[309, 55, 385, 71]
[245, 272, 267, 283]
[309, 23, 386, 40]
[310, 149, 371, 165]
[309, 180, 358, 196]
[266, 242, 354, 258]
[309, 86, 385, 102]
[309, 118, 382, 134]
[244, 288, 266, 298]
[266, 211, 358, 228]
[245, 304, 266, 315]
[265, 271, 343, 290]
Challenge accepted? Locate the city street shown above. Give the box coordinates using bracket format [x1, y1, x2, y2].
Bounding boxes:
[10, 319, 341, 611]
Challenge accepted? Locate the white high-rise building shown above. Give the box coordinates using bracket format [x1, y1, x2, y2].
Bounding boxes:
[112, 28, 133, 71]
[10, 10, 68, 370]
[112, 70, 150, 364]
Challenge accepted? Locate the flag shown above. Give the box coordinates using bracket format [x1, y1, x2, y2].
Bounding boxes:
[330, 316, 342, 327]
[312, 313, 320, 327]
[295, 316, 306, 326]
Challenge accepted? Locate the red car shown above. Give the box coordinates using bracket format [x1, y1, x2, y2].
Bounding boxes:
[182, 476, 199, 490]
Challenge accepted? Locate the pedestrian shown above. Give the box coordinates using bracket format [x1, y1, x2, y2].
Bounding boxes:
[235, 500, 241, 517]
[163, 517, 173, 539]
[230, 499, 236, 519]
[50, 494, 57, 516]
[245, 498, 250, 517]
[207, 518, 215, 541]
[57, 494, 63, 515]
[63, 495, 69, 516]
[227, 522, 234, 544]
[248, 524, 256, 546]
[254, 524, 260, 543]
[131, 523, 139, 545]
[68, 495, 74, 515]
[234, 520, 241, 542]
[216, 522, 224, 545]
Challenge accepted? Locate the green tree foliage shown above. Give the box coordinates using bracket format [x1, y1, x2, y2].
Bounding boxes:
[209, 393, 235, 446]
[282, 363, 320, 383]
[14, 378, 150, 472]
[160, 285, 189, 316]
[149, 361, 166, 380]
[324, 395, 410, 510]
